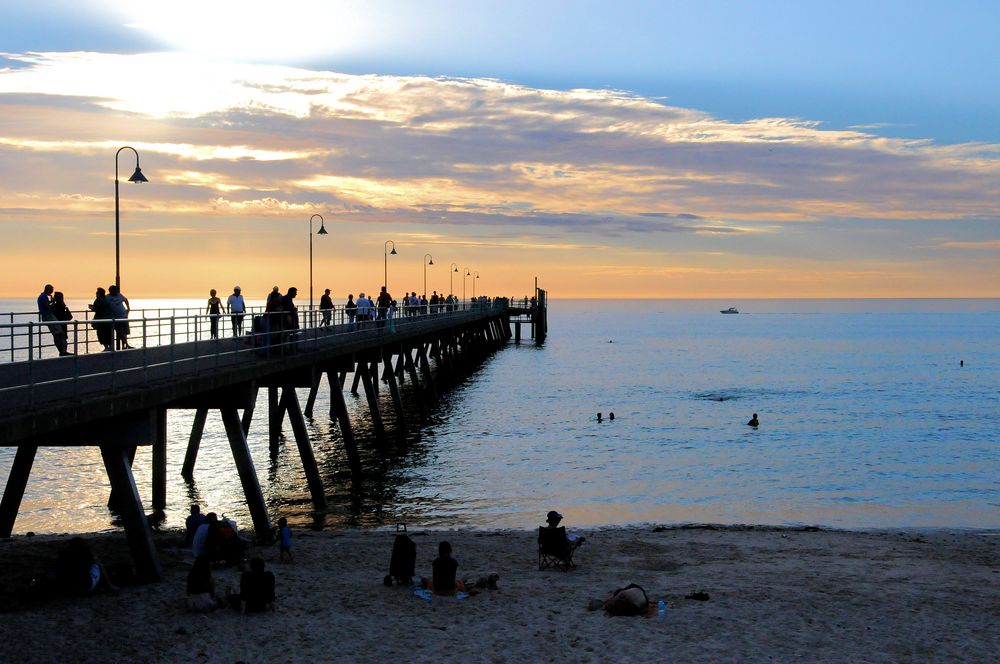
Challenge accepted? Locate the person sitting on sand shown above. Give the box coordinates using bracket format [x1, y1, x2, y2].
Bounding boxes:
[545, 510, 586, 547]
[747, 413, 759, 427]
[192, 512, 222, 561]
[185, 504, 206, 546]
[186, 555, 220, 613]
[240, 558, 276, 614]
[55, 537, 118, 595]
[421, 541, 465, 596]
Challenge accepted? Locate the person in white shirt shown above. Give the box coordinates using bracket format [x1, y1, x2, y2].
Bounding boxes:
[227, 286, 246, 337]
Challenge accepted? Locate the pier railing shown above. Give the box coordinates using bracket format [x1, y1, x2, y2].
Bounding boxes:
[0, 302, 491, 364]
[0, 300, 508, 413]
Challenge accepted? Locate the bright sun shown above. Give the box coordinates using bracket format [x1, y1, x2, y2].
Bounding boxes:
[100, 0, 377, 62]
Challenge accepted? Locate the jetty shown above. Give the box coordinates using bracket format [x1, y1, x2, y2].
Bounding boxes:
[0, 291, 548, 580]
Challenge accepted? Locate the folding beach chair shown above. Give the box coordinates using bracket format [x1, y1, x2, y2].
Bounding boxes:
[538, 526, 577, 571]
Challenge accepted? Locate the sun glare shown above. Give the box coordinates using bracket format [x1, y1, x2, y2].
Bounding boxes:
[99, 0, 377, 62]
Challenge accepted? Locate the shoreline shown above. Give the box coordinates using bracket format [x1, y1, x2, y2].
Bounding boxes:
[2, 524, 998, 663]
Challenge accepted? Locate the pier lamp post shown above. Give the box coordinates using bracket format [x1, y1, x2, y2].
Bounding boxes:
[473, 270, 480, 299]
[450, 263, 458, 297]
[462, 268, 471, 303]
[384, 240, 397, 290]
[423, 254, 434, 299]
[114, 146, 148, 290]
[309, 214, 328, 309]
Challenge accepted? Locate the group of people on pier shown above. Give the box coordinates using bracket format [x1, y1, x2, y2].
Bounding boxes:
[35, 281, 508, 356]
[37, 283, 133, 354]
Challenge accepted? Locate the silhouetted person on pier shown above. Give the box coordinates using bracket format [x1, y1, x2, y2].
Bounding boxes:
[89, 287, 114, 351]
[747, 413, 759, 427]
[49, 291, 73, 355]
[320, 288, 333, 327]
[265, 286, 283, 349]
[281, 287, 299, 351]
[106, 284, 132, 349]
[376, 286, 392, 322]
[346, 294, 357, 329]
[37, 284, 62, 354]
[227, 286, 245, 337]
[206, 289, 223, 339]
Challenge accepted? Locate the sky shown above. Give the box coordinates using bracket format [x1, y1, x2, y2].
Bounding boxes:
[1, 0, 998, 298]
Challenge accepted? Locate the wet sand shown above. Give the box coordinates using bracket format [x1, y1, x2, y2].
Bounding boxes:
[1, 525, 998, 663]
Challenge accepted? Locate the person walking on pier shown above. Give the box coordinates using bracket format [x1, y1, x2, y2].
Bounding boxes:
[282, 287, 300, 351]
[355, 292, 370, 325]
[227, 286, 245, 337]
[376, 286, 393, 324]
[106, 284, 132, 349]
[206, 289, 224, 339]
[89, 287, 114, 351]
[320, 288, 333, 327]
[346, 294, 357, 329]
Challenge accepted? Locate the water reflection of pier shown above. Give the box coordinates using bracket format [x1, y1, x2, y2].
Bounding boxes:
[0, 292, 548, 581]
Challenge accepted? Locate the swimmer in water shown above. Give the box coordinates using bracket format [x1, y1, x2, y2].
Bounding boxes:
[609, 412, 615, 421]
[747, 413, 759, 427]
[597, 412, 603, 422]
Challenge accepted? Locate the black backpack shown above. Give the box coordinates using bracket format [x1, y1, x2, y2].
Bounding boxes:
[385, 528, 416, 586]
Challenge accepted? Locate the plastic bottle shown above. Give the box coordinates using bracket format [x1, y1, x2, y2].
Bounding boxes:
[657, 599, 666, 619]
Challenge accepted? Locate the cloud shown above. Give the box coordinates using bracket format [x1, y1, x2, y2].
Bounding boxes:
[937, 240, 1000, 249]
[1, 50, 999, 237]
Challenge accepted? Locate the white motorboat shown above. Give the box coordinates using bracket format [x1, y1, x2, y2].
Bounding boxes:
[720, 307, 739, 314]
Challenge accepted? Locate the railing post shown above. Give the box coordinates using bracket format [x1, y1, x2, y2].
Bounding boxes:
[27, 322, 33, 363]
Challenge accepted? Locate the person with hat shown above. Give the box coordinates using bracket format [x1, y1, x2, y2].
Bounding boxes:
[227, 285, 246, 337]
[545, 510, 586, 546]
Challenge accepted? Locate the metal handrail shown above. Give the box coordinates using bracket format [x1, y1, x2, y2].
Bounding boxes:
[0, 300, 510, 414]
[0, 299, 507, 365]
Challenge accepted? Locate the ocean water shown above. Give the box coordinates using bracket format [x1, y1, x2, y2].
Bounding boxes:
[2, 298, 998, 534]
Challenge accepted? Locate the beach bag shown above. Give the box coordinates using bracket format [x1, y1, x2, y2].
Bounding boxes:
[604, 583, 649, 616]
[387, 532, 416, 585]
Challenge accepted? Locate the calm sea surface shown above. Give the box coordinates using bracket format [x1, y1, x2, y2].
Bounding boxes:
[2, 298, 998, 533]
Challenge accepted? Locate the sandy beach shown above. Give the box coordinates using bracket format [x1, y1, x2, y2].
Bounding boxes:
[1, 525, 998, 663]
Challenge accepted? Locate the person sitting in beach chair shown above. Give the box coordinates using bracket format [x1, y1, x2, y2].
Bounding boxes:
[420, 541, 466, 596]
[538, 510, 584, 571]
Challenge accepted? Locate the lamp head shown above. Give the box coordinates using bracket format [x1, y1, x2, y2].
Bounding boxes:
[390, 247, 397, 255]
[453, 266, 458, 272]
[429, 258, 434, 265]
[317, 223, 328, 235]
[128, 166, 148, 183]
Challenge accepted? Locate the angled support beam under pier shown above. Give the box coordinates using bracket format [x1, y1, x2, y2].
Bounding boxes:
[303, 370, 322, 418]
[241, 386, 259, 437]
[107, 446, 138, 510]
[268, 386, 284, 451]
[220, 407, 272, 543]
[401, 349, 427, 420]
[350, 366, 362, 395]
[327, 371, 362, 473]
[182, 408, 209, 478]
[281, 388, 328, 510]
[100, 445, 162, 582]
[358, 360, 387, 443]
[0, 445, 37, 537]
[417, 345, 437, 400]
[383, 350, 407, 433]
[151, 408, 167, 512]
